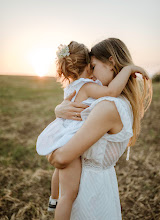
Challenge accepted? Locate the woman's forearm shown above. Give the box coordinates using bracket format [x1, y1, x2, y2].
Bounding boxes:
[54, 95, 89, 120]
[48, 100, 119, 168]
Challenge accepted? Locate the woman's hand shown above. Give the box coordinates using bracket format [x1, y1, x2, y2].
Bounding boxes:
[55, 90, 89, 121]
[128, 65, 149, 80]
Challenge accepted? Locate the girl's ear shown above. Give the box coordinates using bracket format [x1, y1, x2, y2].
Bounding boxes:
[109, 56, 116, 67]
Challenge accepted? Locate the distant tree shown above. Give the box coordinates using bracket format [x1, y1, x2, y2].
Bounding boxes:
[152, 71, 160, 82]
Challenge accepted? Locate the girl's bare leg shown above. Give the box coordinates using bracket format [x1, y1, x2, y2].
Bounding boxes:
[54, 157, 82, 220]
[51, 168, 59, 199]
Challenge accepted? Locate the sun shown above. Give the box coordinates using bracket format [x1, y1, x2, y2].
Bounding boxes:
[28, 48, 55, 77]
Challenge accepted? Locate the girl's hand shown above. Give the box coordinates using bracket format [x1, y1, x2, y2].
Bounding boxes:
[46, 154, 50, 161]
[46, 153, 53, 164]
[129, 65, 149, 80]
[46, 149, 67, 168]
[46, 152, 55, 165]
[55, 90, 89, 121]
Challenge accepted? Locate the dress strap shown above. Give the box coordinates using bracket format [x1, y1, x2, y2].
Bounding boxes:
[64, 78, 102, 101]
[126, 146, 130, 161]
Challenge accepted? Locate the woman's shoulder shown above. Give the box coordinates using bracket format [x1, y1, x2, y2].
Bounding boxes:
[82, 95, 133, 119]
[81, 95, 133, 142]
[111, 96, 133, 123]
[89, 95, 131, 111]
[116, 96, 133, 120]
[90, 95, 133, 121]
[99, 95, 132, 115]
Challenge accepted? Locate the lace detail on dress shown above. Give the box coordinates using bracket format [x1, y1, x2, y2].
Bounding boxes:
[82, 157, 115, 171]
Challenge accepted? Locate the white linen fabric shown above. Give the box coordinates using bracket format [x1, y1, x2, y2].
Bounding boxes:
[69, 95, 133, 220]
[36, 77, 133, 219]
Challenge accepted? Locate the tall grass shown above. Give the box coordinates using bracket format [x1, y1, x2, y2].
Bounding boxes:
[0, 75, 159, 220]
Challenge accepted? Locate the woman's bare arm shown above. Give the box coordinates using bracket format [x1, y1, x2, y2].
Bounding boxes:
[48, 100, 122, 169]
[55, 90, 89, 121]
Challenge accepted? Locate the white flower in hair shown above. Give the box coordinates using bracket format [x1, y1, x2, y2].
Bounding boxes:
[56, 44, 70, 58]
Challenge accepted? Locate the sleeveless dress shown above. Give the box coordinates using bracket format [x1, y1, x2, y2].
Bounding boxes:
[36, 77, 133, 219]
[70, 96, 133, 220]
[68, 95, 133, 220]
[36, 78, 103, 156]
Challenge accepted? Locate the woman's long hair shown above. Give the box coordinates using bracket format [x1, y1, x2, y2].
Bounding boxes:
[91, 38, 152, 146]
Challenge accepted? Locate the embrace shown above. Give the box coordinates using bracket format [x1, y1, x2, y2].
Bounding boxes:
[36, 38, 152, 220]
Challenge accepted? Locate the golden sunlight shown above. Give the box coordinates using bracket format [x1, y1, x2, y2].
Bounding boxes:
[28, 48, 55, 77]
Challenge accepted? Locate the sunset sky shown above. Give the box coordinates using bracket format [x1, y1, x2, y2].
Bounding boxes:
[1, 0, 160, 77]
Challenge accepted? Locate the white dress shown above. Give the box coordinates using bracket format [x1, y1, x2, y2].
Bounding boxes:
[36, 78, 103, 156]
[69, 96, 133, 220]
[36, 77, 133, 220]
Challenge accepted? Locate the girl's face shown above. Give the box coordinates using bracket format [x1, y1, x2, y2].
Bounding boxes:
[90, 57, 114, 86]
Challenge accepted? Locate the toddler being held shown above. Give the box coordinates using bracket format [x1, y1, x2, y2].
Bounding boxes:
[36, 41, 148, 220]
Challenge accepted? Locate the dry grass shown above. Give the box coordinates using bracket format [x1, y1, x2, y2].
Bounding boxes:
[0, 75, 159, 220]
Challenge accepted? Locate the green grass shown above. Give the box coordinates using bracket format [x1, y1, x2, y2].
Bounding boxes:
[0, 75, 63, 171]
[0, 75, 159, 220]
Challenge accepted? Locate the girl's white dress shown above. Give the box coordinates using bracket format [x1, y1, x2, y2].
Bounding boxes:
[36, 77, 133, 220]
[36, 78, 103, 156]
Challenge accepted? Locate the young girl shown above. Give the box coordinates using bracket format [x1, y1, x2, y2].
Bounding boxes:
[36, 41, 148, 219]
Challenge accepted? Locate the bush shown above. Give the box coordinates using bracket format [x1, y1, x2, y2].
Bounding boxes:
[152, 72, 160, 82]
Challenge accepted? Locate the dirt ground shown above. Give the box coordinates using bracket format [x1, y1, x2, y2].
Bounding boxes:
[0, 75, 159, 220]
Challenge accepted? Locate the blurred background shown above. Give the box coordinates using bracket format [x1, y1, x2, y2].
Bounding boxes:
[0, 0, 159, 219]
[1, 0, 160, 77]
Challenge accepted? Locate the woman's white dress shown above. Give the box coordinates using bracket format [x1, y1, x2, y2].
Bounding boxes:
[36, 77, 133, 220]
[70, 95, 133, 220]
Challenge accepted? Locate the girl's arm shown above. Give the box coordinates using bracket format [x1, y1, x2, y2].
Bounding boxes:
[47, 100, 122, 169]
[83, 65, 149, 99]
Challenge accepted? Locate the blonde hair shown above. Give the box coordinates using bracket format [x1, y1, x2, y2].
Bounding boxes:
[91, 38, 152, 146]
[56, 41, 90, 87]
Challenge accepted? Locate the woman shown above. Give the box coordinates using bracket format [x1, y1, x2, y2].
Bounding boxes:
[47, 38, 152, 219]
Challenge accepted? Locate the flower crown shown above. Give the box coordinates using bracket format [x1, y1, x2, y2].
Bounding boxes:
[56, 44, 70, 58]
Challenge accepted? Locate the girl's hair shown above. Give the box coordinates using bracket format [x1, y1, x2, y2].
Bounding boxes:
[56, 41, 90, 86]
[90, 38, 152, 146]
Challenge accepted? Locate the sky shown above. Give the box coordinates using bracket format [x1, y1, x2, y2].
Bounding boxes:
[0, 0, 160, 77]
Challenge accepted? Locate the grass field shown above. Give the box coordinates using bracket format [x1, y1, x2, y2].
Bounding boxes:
[0, 75, 159, 220]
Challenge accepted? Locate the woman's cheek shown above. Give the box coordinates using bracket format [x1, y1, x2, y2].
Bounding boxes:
[93, 68, 99, 79]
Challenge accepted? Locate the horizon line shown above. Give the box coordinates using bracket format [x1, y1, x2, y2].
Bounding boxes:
[0, 72, 55, 77]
